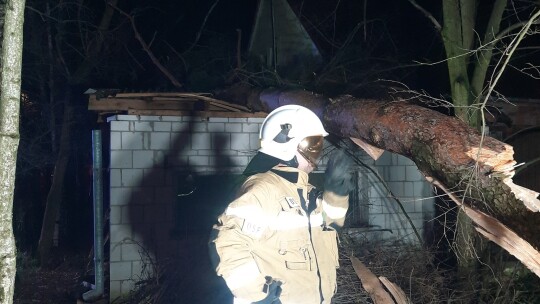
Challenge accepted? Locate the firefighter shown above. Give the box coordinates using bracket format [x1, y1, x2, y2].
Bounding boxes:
[210, 104, 354, 304]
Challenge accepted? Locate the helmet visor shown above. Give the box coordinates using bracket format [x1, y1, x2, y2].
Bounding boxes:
[297, 135, 324, 167]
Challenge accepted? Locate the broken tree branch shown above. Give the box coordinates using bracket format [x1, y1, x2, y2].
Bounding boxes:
[427, 176, 540, 277]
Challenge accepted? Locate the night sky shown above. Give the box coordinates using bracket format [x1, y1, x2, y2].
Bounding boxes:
[20, 0, 538, 97]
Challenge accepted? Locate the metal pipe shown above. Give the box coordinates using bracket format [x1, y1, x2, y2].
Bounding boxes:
[83, 130, 105, 301]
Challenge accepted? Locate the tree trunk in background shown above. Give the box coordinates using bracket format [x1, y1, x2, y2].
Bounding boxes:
[441, 0, 481, 284]
[441, 0, 476, 127]
[469, 0, 506, 99]
[37, 0, 118, 262]
[441, 0, 508, 288]
[37, 96, 73, 264]
[0, 0, 26, 302]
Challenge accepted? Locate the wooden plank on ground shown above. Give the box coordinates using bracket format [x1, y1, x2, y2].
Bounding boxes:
[350, 256, 395, 304]
[379, 277, 409, 304]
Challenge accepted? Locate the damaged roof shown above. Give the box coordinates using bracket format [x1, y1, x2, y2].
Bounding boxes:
[86, 90, 266, 119]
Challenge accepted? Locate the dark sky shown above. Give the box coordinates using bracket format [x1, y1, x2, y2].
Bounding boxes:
[133, 0, 538, 98]
[23, 0, 539, 98]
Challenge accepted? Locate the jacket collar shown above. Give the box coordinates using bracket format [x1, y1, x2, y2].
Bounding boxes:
[270, 166, 309, 185]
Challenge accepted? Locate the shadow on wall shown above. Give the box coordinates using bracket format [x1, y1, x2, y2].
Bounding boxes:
[122, 117, 237, 303]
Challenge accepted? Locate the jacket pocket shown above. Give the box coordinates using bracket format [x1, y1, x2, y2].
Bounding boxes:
[279, 240, 312, 271]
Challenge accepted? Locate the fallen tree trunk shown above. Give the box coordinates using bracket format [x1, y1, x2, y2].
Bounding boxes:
[217, 86, 540, 271]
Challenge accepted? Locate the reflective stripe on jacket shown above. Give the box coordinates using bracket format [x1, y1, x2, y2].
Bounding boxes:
[211, 166, 349, 304]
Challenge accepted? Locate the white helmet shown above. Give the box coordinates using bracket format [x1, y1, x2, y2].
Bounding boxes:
[259, 105, 328, 163]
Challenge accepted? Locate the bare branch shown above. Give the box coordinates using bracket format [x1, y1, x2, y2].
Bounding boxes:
[25, 5, 61, 22]
[479, 9, 540, 111]
[406, 0, 442, 32]
[470, 0, 507, 97]
[109, 2, 183, 88]
[510, 62, 540, 79]
[182, 0, 221, 55]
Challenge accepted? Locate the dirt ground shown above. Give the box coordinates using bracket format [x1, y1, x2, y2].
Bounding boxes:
[14, 251, 92, 304]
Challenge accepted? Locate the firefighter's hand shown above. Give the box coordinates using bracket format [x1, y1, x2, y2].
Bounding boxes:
[324, 150, 354, 196]
[252, 277, 282, 304]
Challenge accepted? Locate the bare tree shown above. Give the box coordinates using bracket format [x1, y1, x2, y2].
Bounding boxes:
[0, 0, 27, 302]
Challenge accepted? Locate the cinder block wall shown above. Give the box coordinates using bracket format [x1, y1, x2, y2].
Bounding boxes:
[365, 152, 435, 243]
[107, 114, 264, 299]
[106, 114, 435, 300]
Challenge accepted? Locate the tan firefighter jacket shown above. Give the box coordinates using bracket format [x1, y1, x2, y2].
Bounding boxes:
[210, 166, 349, 304]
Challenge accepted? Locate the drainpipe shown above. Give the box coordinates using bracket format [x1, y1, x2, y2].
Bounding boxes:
[83, 130, 105, 301]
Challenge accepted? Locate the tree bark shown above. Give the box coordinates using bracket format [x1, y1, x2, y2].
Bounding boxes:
[441, 1, 483, 279]
[0, 0, 26, 302]
[470, 0, 507, 98]
[441, 0, 508, 288]
[441, 0, 475, 127]
[221, 86, 540, 253]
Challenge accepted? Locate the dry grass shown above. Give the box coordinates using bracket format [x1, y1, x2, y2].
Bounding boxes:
[334, 235, 451, 304]
[334, 232, 540, 304]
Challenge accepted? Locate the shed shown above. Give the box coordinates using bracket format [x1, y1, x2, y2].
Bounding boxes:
[87, 91, 436, 301]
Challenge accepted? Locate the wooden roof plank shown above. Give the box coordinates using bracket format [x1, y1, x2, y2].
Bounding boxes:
[88, 91, 253, 114]
[208, 101, 242, 112]
[114, 92, 213, 98]
[127, 109, 267, 118]
[151, 96, 200, 102]
[177, 93, 251, 112]
[89, 98, 199, 111]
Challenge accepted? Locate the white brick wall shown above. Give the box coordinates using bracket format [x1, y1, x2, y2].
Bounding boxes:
[362, 152, 435, 244]
[106, 114, 436, 300]
[107, 114, 264, 300]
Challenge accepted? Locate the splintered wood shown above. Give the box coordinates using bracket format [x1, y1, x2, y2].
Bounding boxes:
[466, 146, 516, 178]
[427, 176, 540, 277]
[466, 145, 540, 212]
[350, 256, 410, 304]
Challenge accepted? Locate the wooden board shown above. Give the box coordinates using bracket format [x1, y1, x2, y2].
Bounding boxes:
[88, 92, 253, 114]
[126, 109, 267, 118]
